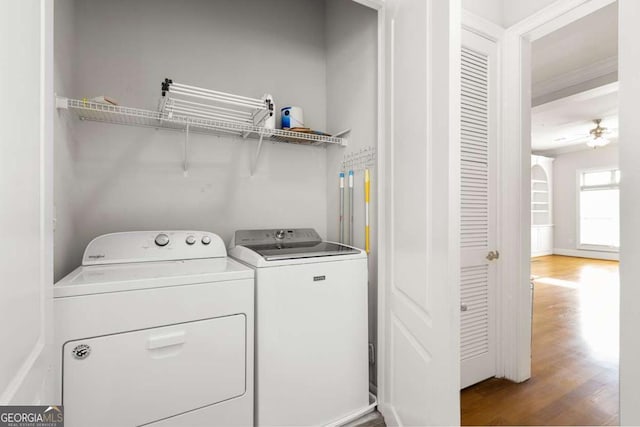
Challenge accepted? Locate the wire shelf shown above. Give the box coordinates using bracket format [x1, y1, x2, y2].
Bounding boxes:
[57, 97, 347, 147]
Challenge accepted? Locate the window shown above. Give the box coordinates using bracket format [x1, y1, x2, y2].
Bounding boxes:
[578, 168, 620, 250]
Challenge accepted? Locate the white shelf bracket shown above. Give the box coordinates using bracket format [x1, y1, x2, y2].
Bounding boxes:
[56, 96, 69, 110]
[183, 123, 190, 177]
[250, 130, 266, 176]
[333, 128, 351, 138]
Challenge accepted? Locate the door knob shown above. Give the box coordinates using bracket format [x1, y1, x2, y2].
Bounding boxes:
[486, 250, 500, 261]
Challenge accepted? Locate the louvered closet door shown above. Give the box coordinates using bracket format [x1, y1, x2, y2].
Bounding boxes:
[460, 30, 498, 389]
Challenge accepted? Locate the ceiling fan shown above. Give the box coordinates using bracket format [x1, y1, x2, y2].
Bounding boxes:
[551, 118, 616, 148]
[587, 119, 611, 148]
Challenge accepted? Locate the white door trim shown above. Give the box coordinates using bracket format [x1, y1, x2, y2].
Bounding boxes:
[0, 0, 55, 404]
[352, 0, 388, 409]
[619, 3, 640, 423]
[349, 0, 388, 410]
[344, 0, 390, 411]
[500, 0, 617, 382]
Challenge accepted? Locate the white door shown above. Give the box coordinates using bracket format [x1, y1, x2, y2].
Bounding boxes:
[459, 29, 498, 389]
[379, 0, 461, 425]
[0, 0, 54, 404]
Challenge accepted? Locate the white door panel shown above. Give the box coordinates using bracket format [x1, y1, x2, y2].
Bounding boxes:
[460, 30, 498, 389]
[380, 0, 461, 425]
[0, 0, 54, 404]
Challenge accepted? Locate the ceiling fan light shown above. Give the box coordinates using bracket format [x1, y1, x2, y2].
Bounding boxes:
[586, 136, 610, 148]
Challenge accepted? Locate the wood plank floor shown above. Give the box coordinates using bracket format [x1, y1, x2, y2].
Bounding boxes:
[461, 255, 619, 426]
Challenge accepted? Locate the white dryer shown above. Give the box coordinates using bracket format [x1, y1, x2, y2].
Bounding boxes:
[54, 231, 254, 427]
[229, 228, 369, 426]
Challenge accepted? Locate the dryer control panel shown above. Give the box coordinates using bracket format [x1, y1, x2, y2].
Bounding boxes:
[233, 228, 321, 245]
[82, 231, 226, 265]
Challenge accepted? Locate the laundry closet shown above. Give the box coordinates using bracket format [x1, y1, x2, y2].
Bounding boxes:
[53, 0, 379, 424]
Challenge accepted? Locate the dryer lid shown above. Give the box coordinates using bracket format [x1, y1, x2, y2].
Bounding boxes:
[54, 257, 253, 298]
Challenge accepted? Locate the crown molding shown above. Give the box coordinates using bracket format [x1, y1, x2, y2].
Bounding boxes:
[462, 10, 505, 42]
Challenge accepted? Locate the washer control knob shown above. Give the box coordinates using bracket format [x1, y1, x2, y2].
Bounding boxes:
[275, 229, 285, 240]
[186, 235, 196, 245]
[201, 235, 211, 245]
[155, 233, 170, 247]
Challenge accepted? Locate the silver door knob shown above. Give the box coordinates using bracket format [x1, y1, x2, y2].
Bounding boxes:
[461, 303, 468, 312]
[486, 250, 500, 261]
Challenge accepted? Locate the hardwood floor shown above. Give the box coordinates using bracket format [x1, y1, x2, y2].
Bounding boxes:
[461, 255, 619, 426]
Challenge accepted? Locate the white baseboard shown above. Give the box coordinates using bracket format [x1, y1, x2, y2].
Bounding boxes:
[553, 247, 619, 261]
[531, 250, 553, 258]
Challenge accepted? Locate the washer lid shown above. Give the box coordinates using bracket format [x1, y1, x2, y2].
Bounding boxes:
[242, 241, 359, 261]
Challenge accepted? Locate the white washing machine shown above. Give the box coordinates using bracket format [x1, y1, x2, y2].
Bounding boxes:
[54, 231, 254, 427]
[229, 228, 369, 426]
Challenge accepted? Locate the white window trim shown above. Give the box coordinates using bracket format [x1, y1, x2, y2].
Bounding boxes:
[576, 166, 620, 252]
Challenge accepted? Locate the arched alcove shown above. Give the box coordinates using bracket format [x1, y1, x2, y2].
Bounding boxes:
[531, 164, 550, 225]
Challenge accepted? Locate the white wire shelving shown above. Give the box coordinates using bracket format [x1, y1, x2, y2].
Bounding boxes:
[56, 96, 347, 175]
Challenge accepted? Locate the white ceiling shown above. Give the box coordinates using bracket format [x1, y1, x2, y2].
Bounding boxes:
[531, 83, 618, 152]
[531, 2, 618, 85]
[531, 2, 618, 153]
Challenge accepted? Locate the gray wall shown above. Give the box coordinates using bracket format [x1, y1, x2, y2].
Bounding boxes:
[53, 0, 80, 280]
[552, 144, 618, 255]
[55, 0, 330, 279]
[325, 0, 378, 386]
[53, 0, 380, 386]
